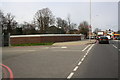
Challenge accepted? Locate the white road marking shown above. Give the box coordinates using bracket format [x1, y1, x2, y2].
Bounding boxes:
[113, 45, 118, 49]
[85, 53, 88, 56]
[82, 44, 90, 51]
[67, 72, 74, 79]
[78, 61, 82, 65]
[87, 44, 95, 53]
[51, 46, 67, 49]
[73, 66, 79, 71]
[81, 58, 84, 62]
[66, 44, 95, 79]
[83, 55, 86, 58]
[61, 46, 67, 48]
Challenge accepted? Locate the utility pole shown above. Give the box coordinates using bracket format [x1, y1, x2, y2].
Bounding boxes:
[89, 0, 91, 41]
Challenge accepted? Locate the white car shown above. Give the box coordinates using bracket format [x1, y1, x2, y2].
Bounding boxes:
[106, 36, 111, 40]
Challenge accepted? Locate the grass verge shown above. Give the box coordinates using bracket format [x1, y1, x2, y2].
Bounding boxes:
[11, 43, 54, 46]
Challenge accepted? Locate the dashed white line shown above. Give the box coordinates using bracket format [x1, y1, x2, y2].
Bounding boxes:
[51, 46, 67, 49]
[85, 53, 88, 56]
[67, 72, 74, 79]
[73, 66, 79, 71]
[82, 44, 91, 51]
[67, 44, 95, 79]
[78, 61, 82, 65]
[81, 58, 84, 62]
[83, 55, 86, 58]
[61, 46, 67, 48]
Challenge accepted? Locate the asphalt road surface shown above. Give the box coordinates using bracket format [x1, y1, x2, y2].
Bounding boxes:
[2, 40, 119, 79]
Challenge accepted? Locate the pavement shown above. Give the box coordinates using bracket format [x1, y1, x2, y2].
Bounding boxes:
[53, 39, 96, 46]
[2, 39, 119, 79]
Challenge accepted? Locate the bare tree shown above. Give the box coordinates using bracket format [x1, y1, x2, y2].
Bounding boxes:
[0, 11, 17, 34]
[66, 14, 71, 33]
[93, 28, 101, 34]
[21, 22, 36, 34]
[0, 10, 5, 33]
[56, 17, 63, 28]
[5, 13, 17, 33]
[0, 10, 4, 23]
[78, 21, 89, 37]
[70, 23, 77, 30]
[34, 8, 55, 33]
[56, 17, 68, 32]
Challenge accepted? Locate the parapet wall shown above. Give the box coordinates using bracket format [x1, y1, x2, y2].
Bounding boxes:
[10, 34, 84, 45]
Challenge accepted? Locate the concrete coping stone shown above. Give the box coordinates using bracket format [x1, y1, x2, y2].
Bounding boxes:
[10, 34, 84, 38]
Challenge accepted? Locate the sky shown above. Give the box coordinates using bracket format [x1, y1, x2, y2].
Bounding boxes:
[0, 0, 119, 2]
[0, 0, 119, 31]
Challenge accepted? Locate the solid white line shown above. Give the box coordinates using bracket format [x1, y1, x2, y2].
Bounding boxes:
[82, 45, 90, 51]
[113, 45, 118, 49]
[73, 66, 79, 71]
[87, 44, 95, 53]
[67, 72, 74, 79]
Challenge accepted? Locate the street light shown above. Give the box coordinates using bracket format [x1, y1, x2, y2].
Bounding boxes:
[89, 0, 91, 41]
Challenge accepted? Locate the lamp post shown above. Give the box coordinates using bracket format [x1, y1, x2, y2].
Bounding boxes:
[89, 0, 91, 41]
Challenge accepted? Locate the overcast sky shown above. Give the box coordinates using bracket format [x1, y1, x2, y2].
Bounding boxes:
[0, 0, 119, 31]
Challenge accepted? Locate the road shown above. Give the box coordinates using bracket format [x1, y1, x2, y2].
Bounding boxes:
[2, 40, 119, 79]
[72, 41, 118, 78]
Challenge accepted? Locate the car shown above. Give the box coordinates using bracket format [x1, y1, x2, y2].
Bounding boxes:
[117, 37, 120, 40]
[114, 37, 120, 40]
[98, 36, 109, 44]
[106, 35, 111, 40]
[96, 37, 99, 40]
[114, 37, 118, 40]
